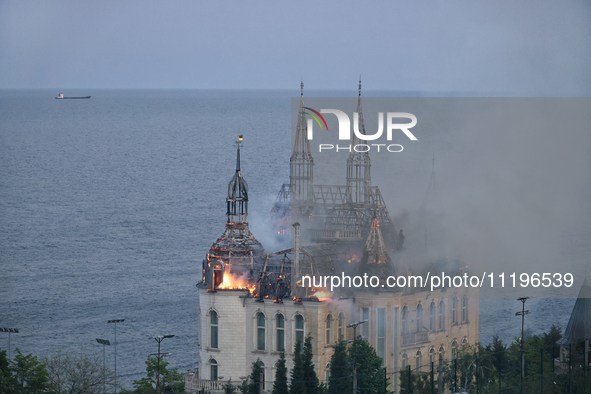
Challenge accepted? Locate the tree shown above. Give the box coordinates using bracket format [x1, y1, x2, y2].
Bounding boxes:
[289, 337, 306, 394]
[328, 340, 350, 394]
[45, 350, 114, 394]
[302, 335, 319, 394]
[272, 352, 288, 394]
[223, 378, 236, 394]
[348, 339, 388, 394]
[11, 349, 50, 394]
[240, 359, 264, 394]
[0, 349, 17, 394]
[131, 356, 184, 394]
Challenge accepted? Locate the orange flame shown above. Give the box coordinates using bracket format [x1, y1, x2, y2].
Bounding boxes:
[218, 273, 256, 292]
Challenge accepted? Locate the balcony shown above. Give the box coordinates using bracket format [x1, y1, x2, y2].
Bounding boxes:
[401, 330, 429, 347]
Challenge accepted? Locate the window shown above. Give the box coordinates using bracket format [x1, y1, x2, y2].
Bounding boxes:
[438, 301, 445, 330]
[415, 351, 422, 371]
[325, 314, 333, 345]
[401, 353, 408, 369]
[256, 312, 266, 351]
[338, 313, 344, 340]
[210, 310, 218, 349]
[295, 315, 304, 348]
[416, 303, 423, 332]
[362, 308, 369, 339]
[260, 361, 265, 390]
[325, 363, 330, 385]
[210, 359, 218, 381]
[401, 306, 408, 334]
[462, 295, 468, 322]
[429, 348, 435, 364]
[451, 340, 458, 360]
[462, 337, 468, 345]
[377, 308, 385, 365]
[438, 346, 445, 361]
[276, 314, 285, 352]
[429, 302, 435, 331]
[452, 297, 458, 324]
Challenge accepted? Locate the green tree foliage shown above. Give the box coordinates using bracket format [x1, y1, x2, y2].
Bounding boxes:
[0, 349, 18, 393]
[302, 335, 319, 394]
[223, 378, 236, 394]
[131, 356, 184, 394]
[240, 359, 264, 394]
[289, 338, 306, 394]
[11, 349, 50, 394]
[348, 339, 388, 394]
[272, 352, 288, 394]
[328, 340, 350, 394]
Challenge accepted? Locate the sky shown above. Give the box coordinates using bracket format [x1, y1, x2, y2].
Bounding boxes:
[1, 0, 590, 93]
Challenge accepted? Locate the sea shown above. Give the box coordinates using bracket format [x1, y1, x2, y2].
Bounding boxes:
[0, 89, 578, 389]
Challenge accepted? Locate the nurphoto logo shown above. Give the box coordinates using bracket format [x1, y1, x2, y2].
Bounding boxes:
[305, 107, 418, 153]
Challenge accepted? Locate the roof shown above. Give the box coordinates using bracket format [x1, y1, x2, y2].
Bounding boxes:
[558, 278, 591, 345]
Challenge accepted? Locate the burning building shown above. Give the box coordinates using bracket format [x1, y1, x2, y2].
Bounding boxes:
[188, 84, 479, 394]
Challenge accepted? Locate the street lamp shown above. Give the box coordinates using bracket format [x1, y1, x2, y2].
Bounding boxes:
[347, 320, 368, 394]
[96, 339, 111, 394]
[107, 319, 125, 394]
[516, 297, 530, 394]
[152, 335, 175, 394]
[1, 327, 19, 360]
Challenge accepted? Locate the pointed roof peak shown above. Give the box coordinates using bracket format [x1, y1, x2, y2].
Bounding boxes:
[358, 75, 362, 97]
[235, 134, 244, 172]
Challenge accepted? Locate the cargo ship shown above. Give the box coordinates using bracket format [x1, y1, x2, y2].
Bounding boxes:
[55, 93, 91, 99]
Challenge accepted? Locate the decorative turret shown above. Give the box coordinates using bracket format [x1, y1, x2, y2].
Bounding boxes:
[202, 136, 265, 290]
[357, 216, 395, 278]
[346, 78, 372, 204]
[290, 81, 314, 204]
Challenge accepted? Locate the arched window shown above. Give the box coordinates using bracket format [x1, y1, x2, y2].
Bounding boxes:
[256, 312, 266, 351]
[452, 296, 458, 324]
[401, 353, 408, 369]
[429, 301, 435, 331]
[276, 314, 285, 352]
[210, 358, 218, 381]
[325, 314, 333, 345]
[451, 340, 458, 360]
[401, 306, 408, 334]
[325, 363, 330, 385]
[438, 346, 445, 360]
[438, 301, 445, 330]
[462, 337, 468, 346]
[415, 351, 422, 371]
[416, 304, 423, 332]
[295, 314, 304, 348]
[260, 361, 265, 390]
[429, 348, 435, 364]
[462, 295, 468, 323]
[210, 310, 218, 349]
[338, 313, 345, 339]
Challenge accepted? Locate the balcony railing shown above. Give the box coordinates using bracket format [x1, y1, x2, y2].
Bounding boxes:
[401, 330, 429, 347]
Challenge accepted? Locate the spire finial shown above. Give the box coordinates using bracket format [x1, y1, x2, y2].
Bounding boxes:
[358, 75, 362, 96]
[235, 134, 243, 172]
[300, 79, 304, 96]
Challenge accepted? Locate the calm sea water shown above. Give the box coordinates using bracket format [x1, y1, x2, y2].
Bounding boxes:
[0, 90, 576, 388]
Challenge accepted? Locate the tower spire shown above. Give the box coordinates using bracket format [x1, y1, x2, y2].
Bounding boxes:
[291, 81, 314, 203]
[347, 78, 371, 203]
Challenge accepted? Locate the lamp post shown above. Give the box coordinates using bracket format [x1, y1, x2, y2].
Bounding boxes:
[1, 327, 19, 360]
[107, 319, 124, 394]
[153, 335, 175, 394]
[347, 319, 368, 394]
[516, 297, 530, 394]
[96, 339, 111, 394]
